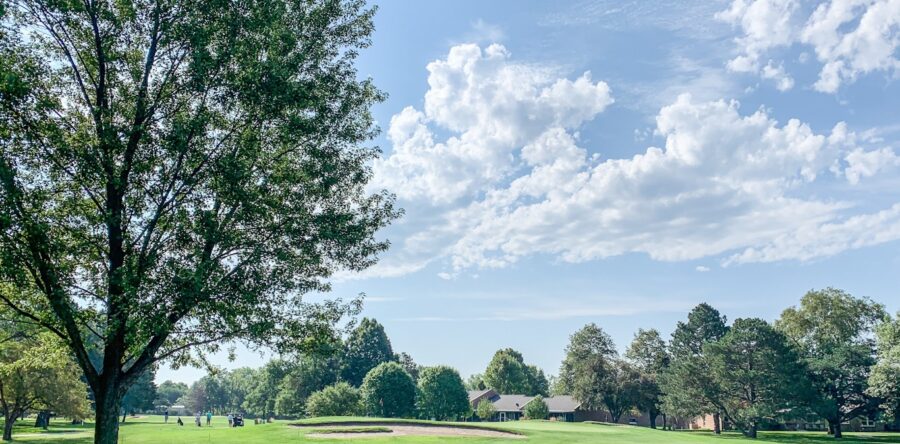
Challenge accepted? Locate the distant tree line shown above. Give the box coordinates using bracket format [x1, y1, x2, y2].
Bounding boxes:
[166, 318, 470, 421]
[176, 287, 900, 440]
[548, 288, 900, 439]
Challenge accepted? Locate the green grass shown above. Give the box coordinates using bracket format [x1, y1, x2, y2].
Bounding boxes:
[2, 415, 898, 443]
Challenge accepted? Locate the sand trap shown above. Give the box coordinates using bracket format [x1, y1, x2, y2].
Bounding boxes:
[297, 422, 525, 439]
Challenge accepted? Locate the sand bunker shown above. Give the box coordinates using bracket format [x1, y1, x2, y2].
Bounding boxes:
[298, 422, 525, 439]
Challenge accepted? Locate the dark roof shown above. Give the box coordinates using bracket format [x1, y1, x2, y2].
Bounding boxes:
[491, 394, 534, 412]
[467, 389, 496, 403]
[543, 395, 582, 413]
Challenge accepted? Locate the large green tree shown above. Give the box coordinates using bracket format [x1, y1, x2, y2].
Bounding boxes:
[0, 0, 397, 442]
[120, 369, 156, 421]
[661, 303, 729, 434]
[156, 380, 188, 407]
[705, 318, 809, 438]
[341, 318, 394, 387]
[0, 329, 91, 441]
[274, 354, 339, 416]
[483, 348, 546, 396]
[626, 328, 669, 429]
[557, 324, 617, 411]
[416, 366, 470, 421]
[868, 313, 900, 421]
[602, 359, 642, 424]
[776, 288, 887, 438]
[360, 362, 415, 418]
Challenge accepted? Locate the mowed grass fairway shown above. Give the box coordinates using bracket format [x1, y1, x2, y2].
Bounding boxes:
[5, 416, 899, 444]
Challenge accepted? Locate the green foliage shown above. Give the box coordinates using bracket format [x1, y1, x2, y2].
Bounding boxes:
[670, 303, 729, 359]
[661, 304, 729, 423]
[360, 362, 416, 418]
[0, 0, 397, 441]
[776, 288, 887, 437]
[305, 382, 363, 417]
[156, 381, 189, 407]
[243, 361, 295, 418]
[705, 318, 810, 438]
[416, 366, 470, 421]
[0, 329, 91, 440]
[557, 323, 617, 409]
[121, 369, 157, 417]
[483, 349, 546, 396]
[475, 398, 497, 421]
[524, 395, 550, 420]
[867, 313, 900, 420]
[602, 359, 642, 423]
[342, 319, 395, 387]
[626, 329, 669, 428]
[466, 373, 486, 391]
[274, 355, 340, 417]
[396, 352, 420, 382]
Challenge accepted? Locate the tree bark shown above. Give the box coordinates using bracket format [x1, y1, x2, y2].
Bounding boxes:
[661, 413, 667, 430]
[3, 412, 15, 441]
[94, 385, 122, 444]
[746, 422, 757, 438]
[713, 412, 721, 435]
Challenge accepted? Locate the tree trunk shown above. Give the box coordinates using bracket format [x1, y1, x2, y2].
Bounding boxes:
[94, 386, 122, 444]
[3, 412, 15, 441]
[746, 422, 757, 438]
[662, 413, 667, 430]
[649, 412, 657, 429]
[713, 412, 721, 435]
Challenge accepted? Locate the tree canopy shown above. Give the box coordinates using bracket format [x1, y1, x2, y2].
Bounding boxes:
[342, 318, 394, 386]
[868, 313, 900, 421]
[305, 382, 362, 417]
[360, 362, 416, 418]
[0, 0, 396, 441]
[626, 329, 669, 429]
[776, 288, 887, 438]
[416, 366, 470, 421]
[557, 323, 617, 410]
[0, 328, 91, 441]
[705, 318, 809, 438]
[483, 348, 547, 396]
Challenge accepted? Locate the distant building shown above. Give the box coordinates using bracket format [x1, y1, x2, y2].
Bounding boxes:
[467, 389, 708, 428]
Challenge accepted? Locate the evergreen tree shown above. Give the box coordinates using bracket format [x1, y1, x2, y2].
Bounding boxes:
[706, 318, 810, 438]
[342, 319, 394, 387]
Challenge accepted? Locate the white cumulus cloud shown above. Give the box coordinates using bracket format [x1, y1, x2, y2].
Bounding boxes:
[718, 0, 900, 93]
[365, 44, 900, 279]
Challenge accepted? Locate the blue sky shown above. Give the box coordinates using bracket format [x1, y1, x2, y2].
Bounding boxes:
[158, 0, 900, 384]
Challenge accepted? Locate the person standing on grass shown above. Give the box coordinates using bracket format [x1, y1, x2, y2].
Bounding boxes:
[206, 411, 212, 426]
[164, 410, 169, 424]
[227, 414, 233, 427]
[195, 412, 201, 427]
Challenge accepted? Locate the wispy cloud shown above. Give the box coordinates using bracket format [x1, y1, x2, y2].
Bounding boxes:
[394, 298, 693, 322]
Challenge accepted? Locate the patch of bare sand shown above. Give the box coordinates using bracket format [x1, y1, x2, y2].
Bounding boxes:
[305, 424, 525, 439]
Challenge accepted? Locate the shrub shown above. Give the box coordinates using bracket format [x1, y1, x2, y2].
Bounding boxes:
[476, 400, 497, 421]
[306, 382, 363, 417]
[524, 395, 549, 420]
[361, 362, 416, 417]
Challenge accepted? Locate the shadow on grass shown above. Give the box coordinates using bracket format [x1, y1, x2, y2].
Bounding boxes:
[696, 430, 900, 443]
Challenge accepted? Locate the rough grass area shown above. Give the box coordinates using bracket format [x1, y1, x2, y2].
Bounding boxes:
[1, 415, 898, 443]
